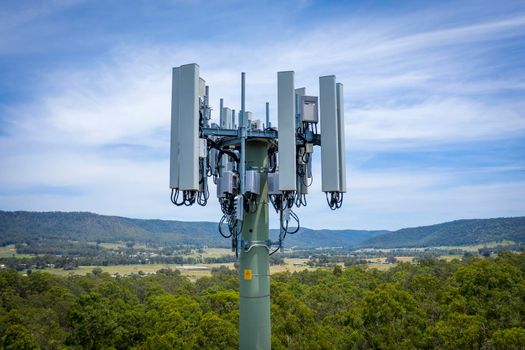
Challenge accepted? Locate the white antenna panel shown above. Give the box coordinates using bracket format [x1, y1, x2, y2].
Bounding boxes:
[336, 83, 346, 193]
[222, 107, 232, 129]
[199, 78, 206, 97]
[220, 108, 233, 173]
[177, 63, 200, 191]
[245, 111, 253, 127]
[319, 75, 341, 192]
[277, 71, 296, 191]
[169, 67, 181, 189]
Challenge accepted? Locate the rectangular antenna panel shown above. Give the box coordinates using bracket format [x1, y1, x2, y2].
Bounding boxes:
[221, 107, 233, 129]
[209, 148, 218, 177]
[170, 67, 181, 189]
[199, 78, 206, 97]
[277, 71, 296, 191]
[295, 88, 304, 126]
[320, 75, 341, 192]
[250, 119, 262, 130]
[245, 111, 253, 127]
[295, 88, 306, 96]
[199, 138, 207, 158]
[178, 63, 200, 191]
[336, 83, 346, 192]
[219, 108, 233, 173]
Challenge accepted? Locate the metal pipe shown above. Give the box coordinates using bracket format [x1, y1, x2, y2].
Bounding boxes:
[205, 85, 210, 127]
[219, 98, 224, 127]
[239, 140, 271, 350]
[265, 102, 270, 128]
[241, 73, 246, 127]
[240, 73, 246, 197]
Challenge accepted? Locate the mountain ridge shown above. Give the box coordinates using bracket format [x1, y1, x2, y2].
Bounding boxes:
[359, 216, 525, 248]
[0, 211, 384, 248]
[1, 210, 524, 249]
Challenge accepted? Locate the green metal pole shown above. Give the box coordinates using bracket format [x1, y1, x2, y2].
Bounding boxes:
[239, 139, 271, 350]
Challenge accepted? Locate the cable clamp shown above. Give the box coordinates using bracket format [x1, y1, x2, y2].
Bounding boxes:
[241, 240, 270, 253]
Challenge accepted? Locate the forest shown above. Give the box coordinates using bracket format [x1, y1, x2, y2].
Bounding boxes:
[1, 252, 525, 349]
[3, 211, 524, 250]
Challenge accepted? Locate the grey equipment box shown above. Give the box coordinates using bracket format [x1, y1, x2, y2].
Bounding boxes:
[216, 171, 238, 198]
[268, 172, 281, 195]
[300, 95, 319, 123]
[245, 169, 261, 195]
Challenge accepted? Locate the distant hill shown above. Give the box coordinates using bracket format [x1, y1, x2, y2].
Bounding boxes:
[1, 211, 524, 249]
[0, 211, 220, 247]
[359, 217, 525, 248]
[282, 228, 387, 249]
[0, 211, 383, 249]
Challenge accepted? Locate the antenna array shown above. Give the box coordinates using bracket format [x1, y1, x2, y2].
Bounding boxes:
[169, 63, 347, 350]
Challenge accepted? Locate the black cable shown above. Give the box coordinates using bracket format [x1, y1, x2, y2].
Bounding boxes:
[206, 161, 213, 177]
[218, 214, 232, 238]
[302, 173, 313, 187]
[284, 191, 296, 208]
[197, 188, 209, 206]
[269, 194, 283, 212]
[286, 210, 300, 234]
[326, 192, 344, 210]
[243, 193, 258, 214]
[196, 160, 209, 206]
[208, 138, 240, 163]
[295, 193, 307, 207]
[183, 191, 197, 206]
[326, 192, 335, 210]
[219, 193, 235, 215]
[301, 150, 310, 164]
[170, 188, 185, 206]
[171, 188, 198, 207]
[296, 126, 307, 142]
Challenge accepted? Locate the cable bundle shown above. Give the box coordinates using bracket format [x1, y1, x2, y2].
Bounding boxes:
[326, 192, 344, 210]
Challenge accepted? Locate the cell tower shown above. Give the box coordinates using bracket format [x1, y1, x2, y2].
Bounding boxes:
[169, 63, 346, 350]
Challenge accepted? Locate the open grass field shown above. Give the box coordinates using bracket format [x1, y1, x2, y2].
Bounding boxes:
[39, 252, 468, 279]
[95, 242, 155, 251]
[184, 247, 233, 258]
[98, 242, 126, 250]
[43, 263, 234, 281]
[41, 258, 318, 280]
[0, 245, 16, 258]
[95, 244, 233, 257]
[431, 241, 516, 252]
[272, 258, 317, 273]
[359, 240, 516, 254]
[0, 244, 34, 259]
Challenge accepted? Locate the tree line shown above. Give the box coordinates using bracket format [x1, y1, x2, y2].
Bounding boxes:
[1, 253, 525, 349]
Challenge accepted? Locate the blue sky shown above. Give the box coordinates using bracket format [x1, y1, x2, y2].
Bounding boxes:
[1, 0, 524, 230]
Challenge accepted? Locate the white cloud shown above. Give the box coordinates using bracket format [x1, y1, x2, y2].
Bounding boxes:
[296, 167, 525, 230]
[0, 0, 83, 54]
[1, 3, 525, 229]
[349, 98, 525, 150]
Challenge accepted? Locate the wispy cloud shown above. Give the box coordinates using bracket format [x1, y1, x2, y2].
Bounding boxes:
[1, 0, 524, 229]
[0, 0, 83, 54]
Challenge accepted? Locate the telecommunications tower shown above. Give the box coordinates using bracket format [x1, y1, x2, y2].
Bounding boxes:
[169, 64, 346, 350]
